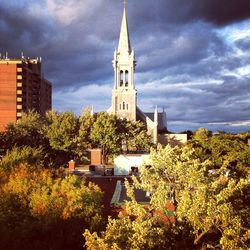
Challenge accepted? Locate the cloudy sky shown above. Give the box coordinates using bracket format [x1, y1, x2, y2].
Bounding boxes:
[1, 0, 250, 132]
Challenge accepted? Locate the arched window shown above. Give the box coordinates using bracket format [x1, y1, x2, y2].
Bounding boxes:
[120, 103, 122, 110]
[123, 102, 126, 110]
[125, 70, 128, 87]
[120, 70, 123, 86]
[126, 104, 129, 110]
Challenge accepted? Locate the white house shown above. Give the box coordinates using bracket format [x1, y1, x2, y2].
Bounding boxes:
[114, 154, 151, 176]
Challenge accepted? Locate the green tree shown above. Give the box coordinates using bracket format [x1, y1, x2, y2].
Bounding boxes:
[140, 145, 250, 249]
[122, 120, 152, 152]
[188, 131, 250, 178]
[192, 127, 212, 143]
[90, 112, 122, 164]
[76, 107, 95, 163]
[45, 110, 79, 164]
[0, 146, 44, 173]
[1, 110, 48, 151]
[85, 143, 250, 249]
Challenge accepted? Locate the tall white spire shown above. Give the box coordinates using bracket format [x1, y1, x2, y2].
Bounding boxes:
[111, 1, 137, 122]
[118, 1, 131, 54]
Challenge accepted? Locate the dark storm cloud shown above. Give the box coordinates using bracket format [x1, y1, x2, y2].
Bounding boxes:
[129, 0, 250, 27]
[188, 0, 250, 26]
[0, 0, 115, 89]
[0, 1, 53, 53]
[134, 22, 228, 75]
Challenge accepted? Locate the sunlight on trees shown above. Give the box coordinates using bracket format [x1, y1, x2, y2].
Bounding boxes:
[84, 137, 250, 250]
[0, 164, 103, 250]
[0, 110, 249, 250]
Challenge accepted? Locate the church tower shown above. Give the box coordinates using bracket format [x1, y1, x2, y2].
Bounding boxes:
[111, 2, 137, 121]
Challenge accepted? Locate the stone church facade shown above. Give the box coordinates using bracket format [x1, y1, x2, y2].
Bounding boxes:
[108, 4, 167, 144]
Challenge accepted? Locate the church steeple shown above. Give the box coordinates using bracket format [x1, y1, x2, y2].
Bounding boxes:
[111, 1, 137, 121]
[118, 1, 131, 54]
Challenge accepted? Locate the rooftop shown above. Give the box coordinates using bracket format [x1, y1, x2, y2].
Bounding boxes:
[111, 180, 150, 206]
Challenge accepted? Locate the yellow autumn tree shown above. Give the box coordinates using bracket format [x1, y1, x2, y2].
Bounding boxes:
[0, 164, 103, 250]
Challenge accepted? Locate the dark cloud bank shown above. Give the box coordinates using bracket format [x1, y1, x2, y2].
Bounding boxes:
[0, 0, 250, 132]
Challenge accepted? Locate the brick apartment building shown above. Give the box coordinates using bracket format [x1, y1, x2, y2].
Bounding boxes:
[0, 56, 52, 131]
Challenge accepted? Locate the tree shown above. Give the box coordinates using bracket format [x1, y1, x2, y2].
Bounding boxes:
[84, 143, 250, 249]
[121, 120, 152, 152]
[188, 131, 250, 178]
[1, 110, 48, 151]
[84, 215, 173, 250]
[90, 112, 122, 164]
[0, 164, 103, 250]
[193, 127, 212, 142]
[0, 146, 44, 173]
[45, 111, 79, 164]
[76, 107, 95, 163]
[139, 145, 250, 249]
[84, 178, 178, 250]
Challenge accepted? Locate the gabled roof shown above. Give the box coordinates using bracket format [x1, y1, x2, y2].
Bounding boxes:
[136, 106, 167, 131]
[144, 112, 167, 131]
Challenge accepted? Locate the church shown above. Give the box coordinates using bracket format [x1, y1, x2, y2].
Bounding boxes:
[108, 3, 167, 144]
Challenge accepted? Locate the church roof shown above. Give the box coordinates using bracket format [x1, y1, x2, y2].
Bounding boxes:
[118, 4, 131, 54]
[144, 112, 167, 131]
[136, 107, 167, 131]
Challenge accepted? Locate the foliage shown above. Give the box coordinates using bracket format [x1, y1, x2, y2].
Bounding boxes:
[0, 146, 44, 173]
[85, 141, 250, 249]
[90, 114, 152, 163]
[0, 165, 103, 250]
[90, 112, 123, 163]
[122, 120, 152, 152]
[84, 215, 172, 250]
[192, 127, 212, 142]
[76, 107, 95, 162]
[46, 110, 79, 153]
[84, 178, 179, 250]
[139, 144, 249, 249]
[1, 110, 48, 151]
[1, 109, 153, 167]
[188, 130, 250, 177]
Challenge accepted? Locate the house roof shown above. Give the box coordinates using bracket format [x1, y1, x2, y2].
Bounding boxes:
[111, 180, 150, 206]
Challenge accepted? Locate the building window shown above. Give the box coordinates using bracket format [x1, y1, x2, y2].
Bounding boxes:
[120, 103, 122, 110]
[127, 104, 129, 110]
[125, 70, 128, 87]
[120, 70, 123, 86]
[123, 102, 126, 110]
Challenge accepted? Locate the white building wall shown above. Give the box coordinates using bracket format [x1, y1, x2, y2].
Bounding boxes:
[114, 154, 150, 176]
